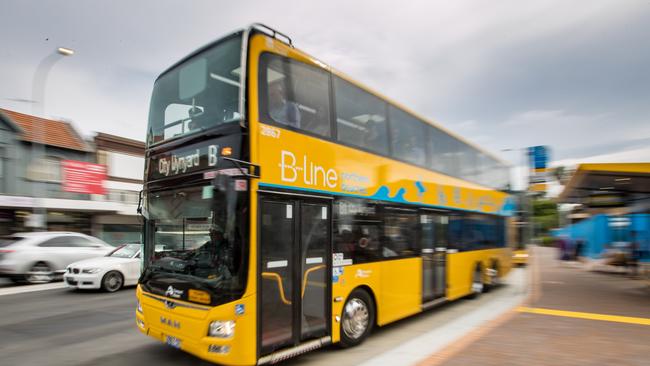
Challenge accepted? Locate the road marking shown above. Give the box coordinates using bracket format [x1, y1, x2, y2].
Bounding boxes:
[517, 307, 650, 326]
[0, 282, 67, 296]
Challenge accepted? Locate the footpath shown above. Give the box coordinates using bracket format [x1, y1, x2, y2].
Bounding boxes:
[420, 246, 650, 366]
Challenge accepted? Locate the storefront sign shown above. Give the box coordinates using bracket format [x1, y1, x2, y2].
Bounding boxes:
[62, 160, 107, 195]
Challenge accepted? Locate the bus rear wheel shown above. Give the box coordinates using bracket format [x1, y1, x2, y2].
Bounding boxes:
[468, 265, 485, 299]
[340, 289, 374, 348]
[486, 261, 500, 291]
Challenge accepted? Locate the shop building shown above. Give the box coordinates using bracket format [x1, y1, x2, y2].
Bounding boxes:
[92, 132, 144, 244]
[0, 108, 144, 243]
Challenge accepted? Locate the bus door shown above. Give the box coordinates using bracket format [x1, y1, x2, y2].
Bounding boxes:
[420, 211, 449, 302]
[259, 196, 331, 355]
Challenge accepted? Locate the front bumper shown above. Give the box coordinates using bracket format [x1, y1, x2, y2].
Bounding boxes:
[63, 273, 102, 289]
[135, 288, 257, 365]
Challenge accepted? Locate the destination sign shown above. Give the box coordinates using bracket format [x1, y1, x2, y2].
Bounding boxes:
[147, 135, 242, 181]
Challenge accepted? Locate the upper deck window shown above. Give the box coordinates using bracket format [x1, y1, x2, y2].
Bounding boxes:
[389, 106, 427, 166]
[259, 53, 332, 137]
[334, 77, 389, 155]
[147, 34, 243, 146]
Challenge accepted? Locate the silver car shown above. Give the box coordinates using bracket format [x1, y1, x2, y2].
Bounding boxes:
[0, 232, 114, 284]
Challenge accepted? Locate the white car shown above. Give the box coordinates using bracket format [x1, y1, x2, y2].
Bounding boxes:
[64, 243, 142, 292]
[0, 232, 114, 284]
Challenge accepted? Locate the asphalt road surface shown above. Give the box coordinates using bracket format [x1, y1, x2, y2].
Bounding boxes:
[0, 269, 526, 366]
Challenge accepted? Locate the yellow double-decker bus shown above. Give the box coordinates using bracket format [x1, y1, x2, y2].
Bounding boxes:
[136, 24, 514, 365]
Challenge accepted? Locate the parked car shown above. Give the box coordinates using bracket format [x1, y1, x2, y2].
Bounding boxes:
[0, 232, 114, 284]
[64, 243, 142, 292]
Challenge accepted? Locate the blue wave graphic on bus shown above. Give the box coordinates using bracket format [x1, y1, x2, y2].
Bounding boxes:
[369, 186, 409, 203]
[415, 181, 426, 199]
[498, 197, 516, 216]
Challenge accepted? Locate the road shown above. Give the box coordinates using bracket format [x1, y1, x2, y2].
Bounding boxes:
[0, 268, 527, 366]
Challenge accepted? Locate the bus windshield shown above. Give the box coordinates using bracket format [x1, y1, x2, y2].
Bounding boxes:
[141, 183, 248, 304]
[147, 34, 243, 146]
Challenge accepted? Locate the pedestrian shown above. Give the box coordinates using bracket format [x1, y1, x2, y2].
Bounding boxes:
[575, 239, 584, 261]
[627, 232, 640, 277]
[556, 235, 566, 260]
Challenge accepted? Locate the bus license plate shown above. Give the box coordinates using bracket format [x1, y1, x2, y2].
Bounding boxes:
[166, 335, 181, 349]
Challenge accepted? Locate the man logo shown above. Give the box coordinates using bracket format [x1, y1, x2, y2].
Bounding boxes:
[160, 316, 181, 329]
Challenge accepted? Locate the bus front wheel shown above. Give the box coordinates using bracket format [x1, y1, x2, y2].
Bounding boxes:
[340, 289, 375, 347]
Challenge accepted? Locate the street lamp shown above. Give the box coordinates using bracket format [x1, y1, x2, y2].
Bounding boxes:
[29, 46, 75, 231]
[57, 47, 75, 56]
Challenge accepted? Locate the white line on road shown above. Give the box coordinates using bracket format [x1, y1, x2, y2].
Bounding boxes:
[0, 282, 68, 296]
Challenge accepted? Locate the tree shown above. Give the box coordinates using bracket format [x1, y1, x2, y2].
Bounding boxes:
[532, 198, 559, 236]
[552, 165, 573, 185]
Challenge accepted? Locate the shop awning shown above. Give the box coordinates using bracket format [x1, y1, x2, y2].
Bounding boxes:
[0, 195, 138, 216]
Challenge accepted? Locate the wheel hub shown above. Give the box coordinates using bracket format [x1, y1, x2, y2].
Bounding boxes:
[342, 298, 369, 340]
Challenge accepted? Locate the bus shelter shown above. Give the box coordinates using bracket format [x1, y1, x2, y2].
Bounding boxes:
[556, 163, 650, 268]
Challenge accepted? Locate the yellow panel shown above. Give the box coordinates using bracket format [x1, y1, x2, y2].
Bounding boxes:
[254, 123, 511, 215]
[378, 258, 422, 325]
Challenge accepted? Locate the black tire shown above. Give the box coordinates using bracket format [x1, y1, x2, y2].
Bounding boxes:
[25, 262, 54, 284]
[339, 289, 375, 348]
[486, 261, 500, 292]
[9, 276, 25, 284]
[101, 271, 124, 293]
[467, 265, 484, 299]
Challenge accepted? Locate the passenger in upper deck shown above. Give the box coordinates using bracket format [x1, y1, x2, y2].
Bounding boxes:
[268, 82, 301, 128]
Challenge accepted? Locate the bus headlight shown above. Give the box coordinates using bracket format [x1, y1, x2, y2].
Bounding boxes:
[208, 320, 235, 338]
[137, 299, 143, 313]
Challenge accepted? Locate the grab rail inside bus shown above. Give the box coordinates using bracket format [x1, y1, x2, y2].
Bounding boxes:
[261, 265, 326, 306]
[251, 23, 294, 48]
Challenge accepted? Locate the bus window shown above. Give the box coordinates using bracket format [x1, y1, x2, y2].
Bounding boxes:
[333, 199, 381, 264]
[389, 106, 427, 166]
[428, 129, 460, 178]
[147, 35, 243, 145]
[382, 207, 419, 258]
[259, 53, 332, 137]
[333, 76, 389, 155]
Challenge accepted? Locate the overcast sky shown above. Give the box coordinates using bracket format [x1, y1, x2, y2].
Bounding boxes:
[2, 0, 649, 188]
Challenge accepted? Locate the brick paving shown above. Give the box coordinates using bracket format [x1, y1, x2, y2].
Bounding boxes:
[434, 247, 650, 366]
